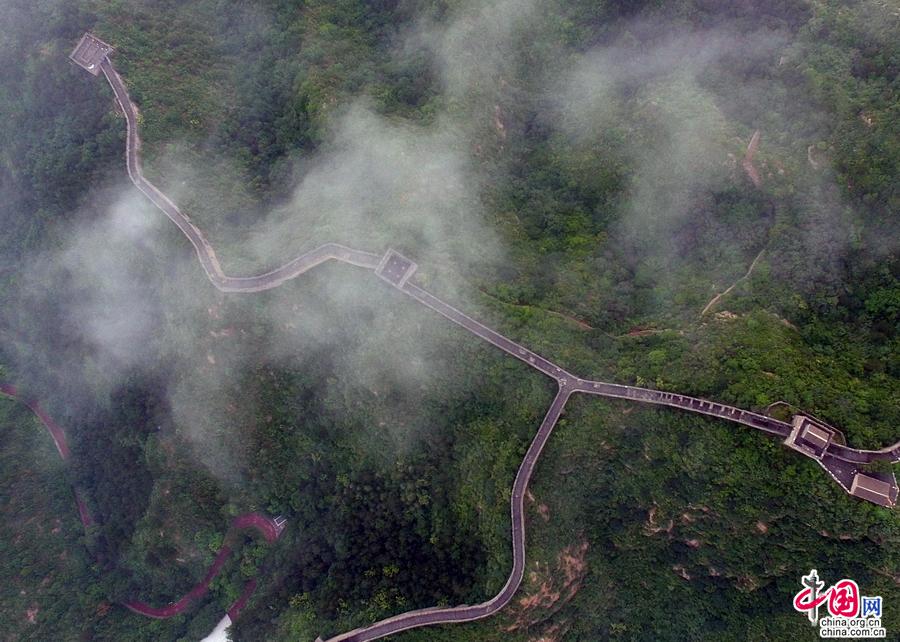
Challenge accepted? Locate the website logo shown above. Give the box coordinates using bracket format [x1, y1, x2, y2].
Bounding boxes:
[793, 569, 886, 638]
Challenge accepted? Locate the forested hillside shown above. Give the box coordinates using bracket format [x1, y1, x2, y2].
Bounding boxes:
[0, 1, 897, 641]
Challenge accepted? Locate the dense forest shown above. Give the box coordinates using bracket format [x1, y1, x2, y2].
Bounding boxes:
[0, 0, 897, 640]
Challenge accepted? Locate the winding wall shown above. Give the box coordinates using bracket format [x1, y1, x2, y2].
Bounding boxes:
[95, 50, 899, 468]
[41, 38, 899, 640]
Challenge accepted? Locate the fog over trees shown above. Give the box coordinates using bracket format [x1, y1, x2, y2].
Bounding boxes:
[0, 1, 897, 640]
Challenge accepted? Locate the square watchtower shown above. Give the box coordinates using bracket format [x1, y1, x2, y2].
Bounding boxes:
[375, 249, 418, 288]
[69, 33, 113, 75]
[785, 415, 834, 460]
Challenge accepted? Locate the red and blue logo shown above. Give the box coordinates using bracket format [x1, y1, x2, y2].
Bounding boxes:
[792, 569, 885, 638]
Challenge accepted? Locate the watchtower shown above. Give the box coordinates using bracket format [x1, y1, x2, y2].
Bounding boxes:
[849, 473, 897, 507]
[784, 415, 834, 460]
[69, 33, 113, 75]
[375, 249, 418, 288]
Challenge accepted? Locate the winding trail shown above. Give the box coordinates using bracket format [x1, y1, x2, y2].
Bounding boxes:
[0, 383, 71, 459]
[123, 513, 283, 619]
[34, 35, 898, 640]
[700, 246, 766, 317]
[0, 382, 285, 619]
[0, 383, 93, 528]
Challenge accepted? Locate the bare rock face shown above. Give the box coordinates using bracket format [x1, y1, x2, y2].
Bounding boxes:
[506, 540, 590, 632]
[741, 130, 762, 187]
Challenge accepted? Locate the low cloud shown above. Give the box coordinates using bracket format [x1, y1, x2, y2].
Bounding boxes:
[2, 1, 873, 483]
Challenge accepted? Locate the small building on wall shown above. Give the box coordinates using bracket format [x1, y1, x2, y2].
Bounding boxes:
[69, 33, 113, 75]
[850, 473, 897, 508]
[785, 415, 835, 460]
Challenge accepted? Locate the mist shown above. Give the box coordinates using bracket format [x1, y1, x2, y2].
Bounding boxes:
[0, 0, 886, 502]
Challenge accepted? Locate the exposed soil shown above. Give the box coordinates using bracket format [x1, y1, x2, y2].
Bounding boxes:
[528, 622, 571, 642]
[643, 504, 674, 536]
[526, 489, 551, 522]
[505, 540, 589, 631]
[741, 130, 762, 187]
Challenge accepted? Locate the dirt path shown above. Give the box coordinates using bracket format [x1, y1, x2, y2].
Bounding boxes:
[700, 247, 766, 317]
[477, 289, 595, 330]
